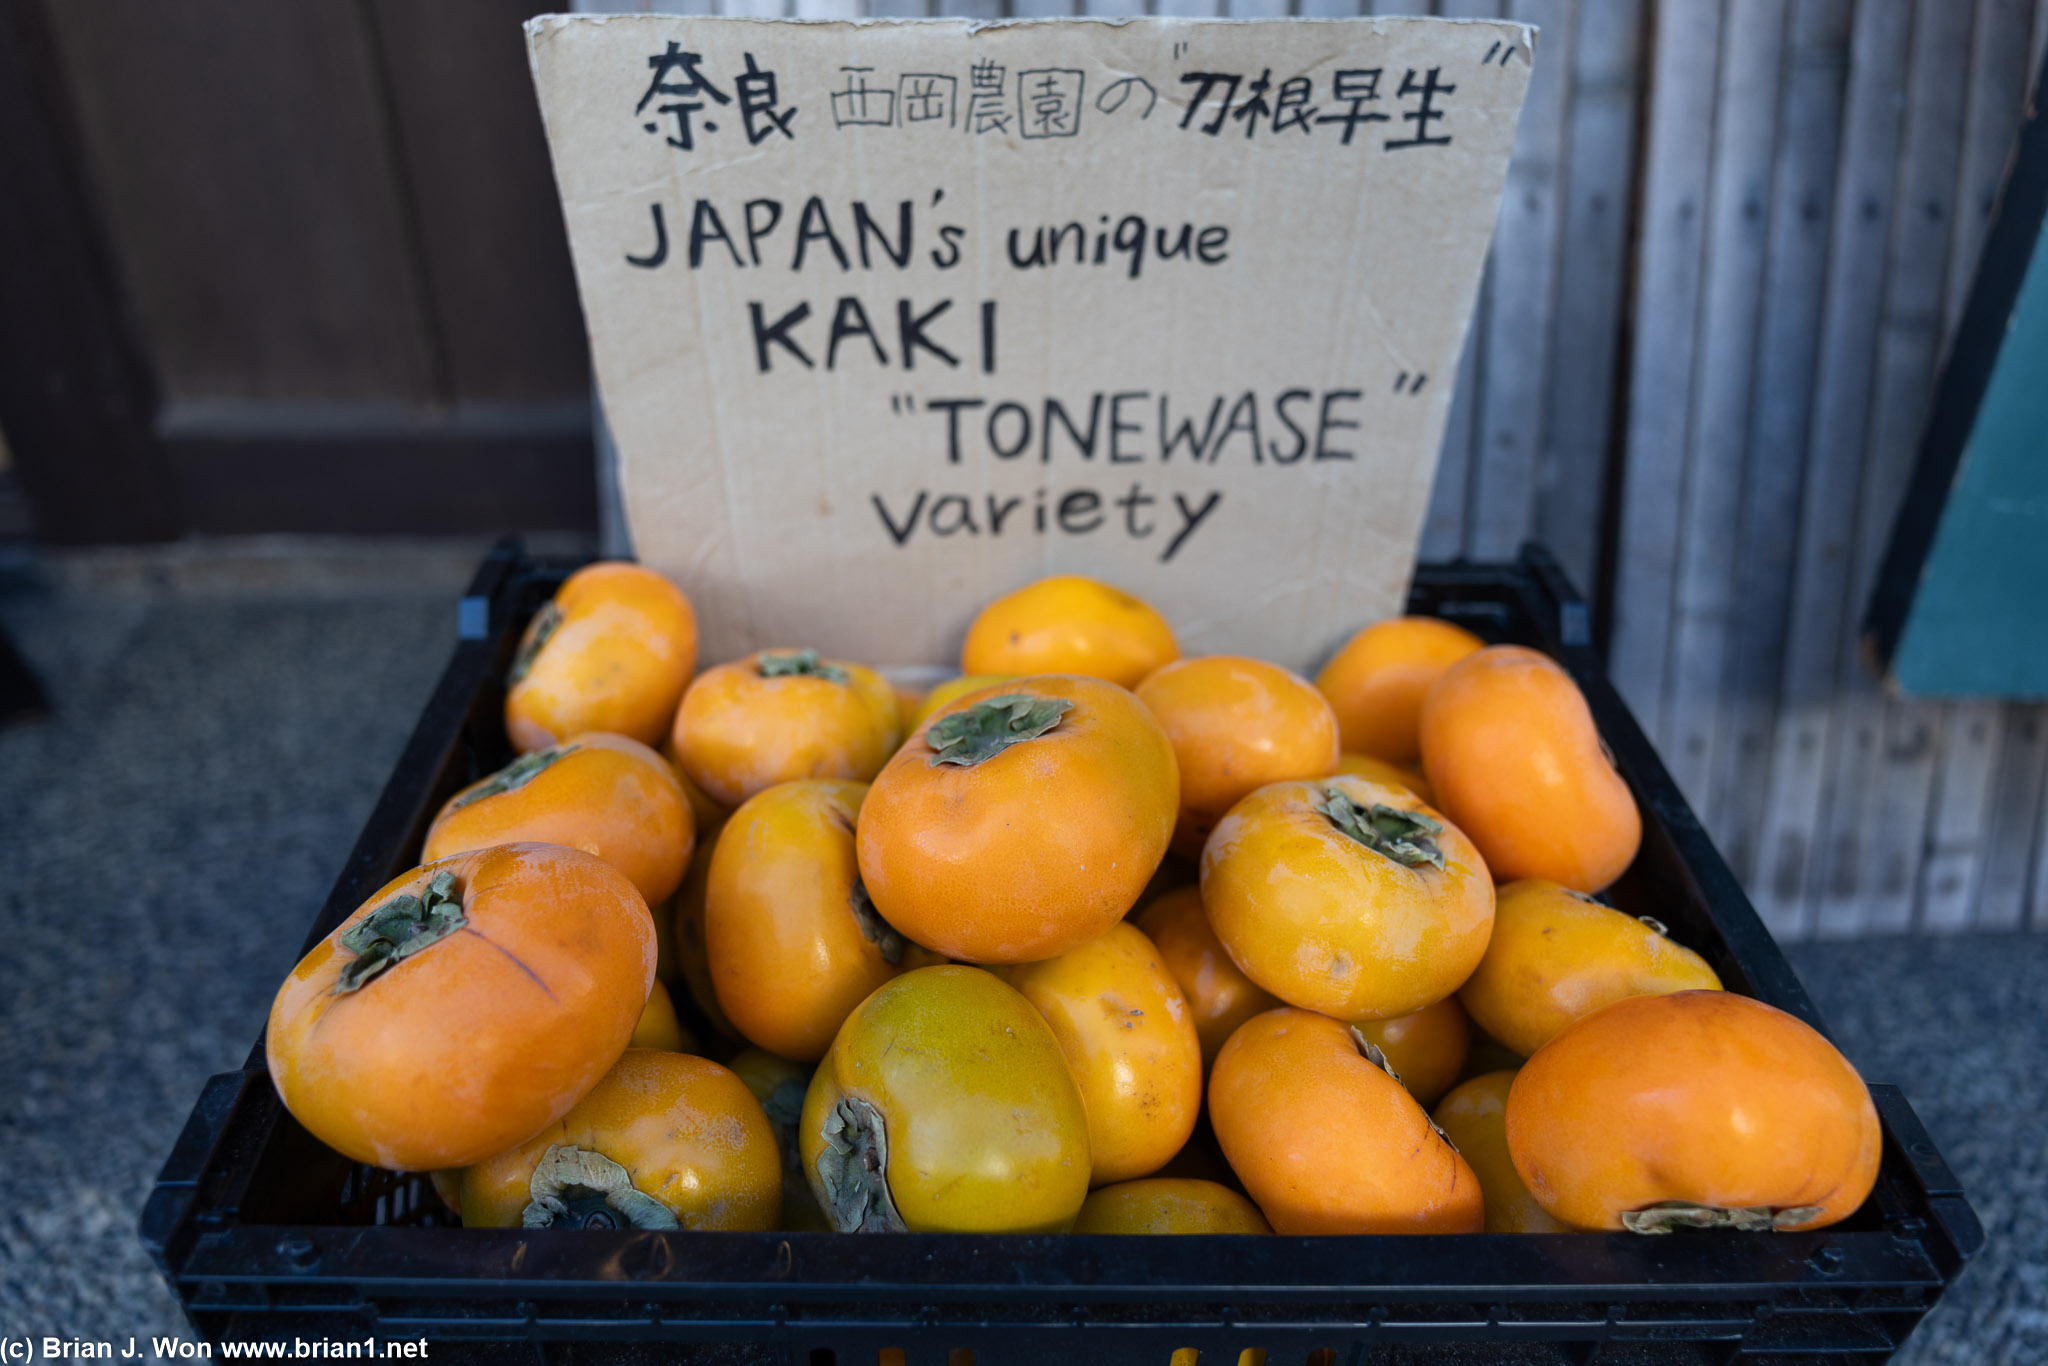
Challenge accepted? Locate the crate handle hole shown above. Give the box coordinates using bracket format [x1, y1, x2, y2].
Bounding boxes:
[1238, 1353, 1268, 1366]
[1305, 1353, 1336, 1366]
[948, 1352, 976, 1366]
[1170, 1351, 1199, 1366]
[878, 1351, 905, 1366]
[808, 1353, 835, 1366]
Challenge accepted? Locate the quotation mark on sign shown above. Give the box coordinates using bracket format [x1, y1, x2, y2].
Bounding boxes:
[889, 393, 919, 415]
[1172, 41, 1188, 60]
[1480, 41, 1522, 67]
[1393, 372, 1429, 396]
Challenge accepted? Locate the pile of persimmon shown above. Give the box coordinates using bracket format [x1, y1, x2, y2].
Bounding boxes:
[265, 560, 1881, 1242]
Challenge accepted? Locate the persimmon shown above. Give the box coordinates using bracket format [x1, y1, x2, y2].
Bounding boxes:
[1210, 1008, 1482, 1235]
[1460, 879, 1722, 1057]
[801, 966, 1090, 1232]
[1073, 1179, 1272, 1235]
[1136, 655, 1341, 858]
[961, 576, 1178, 689]
[1007, 922, 1202, 1185]
[1133, 887, 1278, 1069]
[706, 779, 939, 1061]
[629, 980, 696, 1053]
[728, 1047, 829, 1231]
[1507, 991, 1881, 1233]
[1354, 994, 1470, 1108]
[668, 820, 741, 1047]
[1432, 1071, 1567, 1233]
[858, 676, 1178, 963]
[909, 673, 1016, 730]
[421, 732, 693, 907]
[460, 1050, 778, 1231]
[673, 649, 901, 808]
[268, 844, 654, 1170]
[660, 736, 732, 832]
[1315, 616, 1483, 765]
[505, 562, 697, 753]
[1420, 646, 1640, 893]
[1201, 775, 1494, 1021]
[1331, 751, 1434, 806]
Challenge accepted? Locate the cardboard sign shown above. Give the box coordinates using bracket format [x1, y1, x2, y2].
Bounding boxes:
[527, 15, 1533, 668]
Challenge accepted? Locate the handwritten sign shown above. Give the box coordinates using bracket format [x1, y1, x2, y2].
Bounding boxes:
[527, 15, 1534, 667]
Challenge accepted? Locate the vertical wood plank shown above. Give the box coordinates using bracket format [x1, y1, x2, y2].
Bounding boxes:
[1425, 0, 1503, 563]
[719, 0, 791, 17]
[1751, 1, 1911, 938]
[1537, 0, 1642, 600]
[1823, 0, 1972, 936]
[41, 0, 442, 404]
[1975, 705, 2048, 929]
[1608, 0, 1722, 739]
[1467, 0, 1574, 562]
[1301, 0, 1367, 16]
[793, 0, 863, 17]
[1227, 0, 1293, 17]
[1660, 0, 1787, 815]
[1918, 702, 2004, 930]
[1707, 0, 1853, 895]
[1080, 0, 1147, 18]
[1155, 0, 1225, 15]
[869, 0, 934, 18]
[1915, 0, 2038, 931]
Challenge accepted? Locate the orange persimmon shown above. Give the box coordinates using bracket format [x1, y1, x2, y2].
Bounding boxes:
[505, 562, 696, 753]
[1315, 617, 1483, 765]
[961, 576, 1178, 690]
[672, 649, 901, 809]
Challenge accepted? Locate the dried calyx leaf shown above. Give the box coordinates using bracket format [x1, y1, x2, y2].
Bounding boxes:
[757, 648, 848, 683]
[925, 694, 1074, 768]
[521, 1144, 679, 1230]
[446, 745, 578, 813]
[508, 601, 563, 686]
[1317, 790, 1446, 870]
[1621, 1202, 1825, 1235]
[849, 879, 910, 965]
[334, 871, 466, 994]
[1350, 1026, 1460, 1154]
[816, 1096, 908, 1233]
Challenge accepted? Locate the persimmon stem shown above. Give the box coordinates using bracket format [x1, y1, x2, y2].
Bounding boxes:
[333, 871, 465, 994]
[816, 1096, 907, 1233]
[446, 745, 577, 813]
[508, 602, 563, 686]
[758, 648, 847, 682]
[925, 694, 1073, 767]
[1317, 790, 1445, 870]
[1621, 1202, 1824, 1235]
[521, 1144, 679, 1230]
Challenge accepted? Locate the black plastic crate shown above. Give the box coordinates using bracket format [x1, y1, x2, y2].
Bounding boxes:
[140, 540, 1982, 1365]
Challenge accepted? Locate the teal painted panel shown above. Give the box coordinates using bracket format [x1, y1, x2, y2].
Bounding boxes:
[1892, 218, 2048, 698]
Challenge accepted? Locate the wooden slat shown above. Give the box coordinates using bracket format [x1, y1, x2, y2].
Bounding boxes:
[1976, 705, 2048, 929]
[1914, 0, 2039, 931]
[1660, 0, 1787, 817]
[1227, 0, 1292, 17]
[40, 0, 441, 405]
[1010, 0, 1072, 17]
[1607, 0, 1721, 740]
[0, 0, 178, 543]
[794, 0, 864, 16]
[1821, 0, 1972, 937]
[1300, 0, 1367, 16]
[1423, 0, 1503, 563]
[367, 0, 592, 404]
[1155, 0, 1225, 16]
[1752, 1, 1911, 939]
[1706, 0, 1854, 897]
[1079, 0, 1146, 18]
[1919, 702, 2005, 930]
[1536, 0, 1641, 601]
[720, 0, 791, 17]
[1467, 0, 1573, 562]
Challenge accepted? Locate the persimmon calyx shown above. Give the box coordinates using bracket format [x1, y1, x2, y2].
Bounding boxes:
[508, 602, 563, 686]
[925, 694, 1073, 767]
[816, 1096, 908, 1233]
[446, 745, 578, 813]
[521, 1144, 679, 1230]
[334, 871, 465, 994]
[1317, 790, 1445, 870]
[849, 879, 911, 965]
[1350, 1026, 1461, 1154]
[1620, 1202, 1825, 1235]
[757, 648, 848, 683]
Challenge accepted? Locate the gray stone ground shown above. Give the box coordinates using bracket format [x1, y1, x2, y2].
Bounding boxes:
[0, 542, 2039, 1363]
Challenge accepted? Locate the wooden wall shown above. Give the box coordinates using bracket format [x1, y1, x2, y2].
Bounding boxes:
[13, 0, 2048, 935]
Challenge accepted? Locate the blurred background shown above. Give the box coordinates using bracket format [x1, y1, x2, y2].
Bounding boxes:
[1, 1, 2045, 1358]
